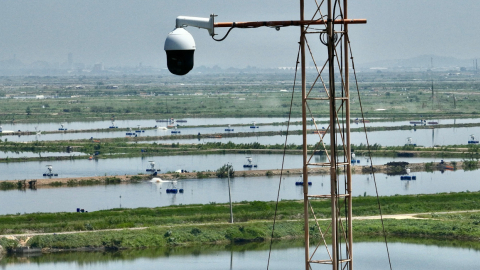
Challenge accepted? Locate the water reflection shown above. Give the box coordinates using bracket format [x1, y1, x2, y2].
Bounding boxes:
[0, 151, 83, 158]
[1, 239, 479, 270]
[144, 126, 480, 147]
[0, 154, 461, 181]
[1, 170, 479, 215]
[4, 118, 480, 146]
[3, 117, 480, 133]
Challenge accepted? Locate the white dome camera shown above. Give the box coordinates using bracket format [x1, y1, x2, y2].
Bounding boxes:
[164, 28, 196, 76]
[164, 15, 215, 75]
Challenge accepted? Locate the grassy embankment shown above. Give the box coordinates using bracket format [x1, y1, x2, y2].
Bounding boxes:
[0, 191, 479, 251]
[1, 138, 480, 163]
[2, 236, 480, 264]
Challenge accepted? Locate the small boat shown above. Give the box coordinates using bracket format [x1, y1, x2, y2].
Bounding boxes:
[427, 121, 439, 125]
[146, 161, 161, 172]
[409, 120, 425, 124]
[109, 121, 118, 128]
[295, 181, 312, 186]
[207, 135, 222, 138]
[43, 165, 59, 177]
[243, 157, 257, 168]
[353, 118, 369, 123]
[176, 119, 187, 123]
[405, 137, 417, 146]
[468, 134, 479, 144]
[312, 130, 326, 134]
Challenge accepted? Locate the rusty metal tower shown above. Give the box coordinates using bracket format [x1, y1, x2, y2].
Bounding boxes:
[165, 1, 365, 268]
[299, 1, 365, 269]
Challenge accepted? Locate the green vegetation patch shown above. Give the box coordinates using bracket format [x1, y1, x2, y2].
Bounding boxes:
[0, 191, 479, 236]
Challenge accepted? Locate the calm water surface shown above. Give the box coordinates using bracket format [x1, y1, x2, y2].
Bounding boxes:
[0, 151, 83, 158]
[1, 117, 304, 132]
[150, 126, 480, 147]
[1, 169, 478, 215]
[4, 118, 480, 146]
[1, 241, 478, 270]
[0, 154, 459, 181]
[3, 117, 479, 132]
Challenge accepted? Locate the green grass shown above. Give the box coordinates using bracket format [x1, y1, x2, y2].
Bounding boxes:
[0, 191, 479, 236]
[1, 70, 480, 123]
[5, 213, 480, 251]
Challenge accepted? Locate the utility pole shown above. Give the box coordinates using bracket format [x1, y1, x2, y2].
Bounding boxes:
[431, 80, 434, 110]
[227, 164, 233, 223]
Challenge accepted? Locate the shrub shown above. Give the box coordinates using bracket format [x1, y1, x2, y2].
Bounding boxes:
[0, 182, 15, 190]
[129, 175, 143, 182]
[49, 181, 63, 187]
[196, 171, 208, 179]
[462, 160, 478, 171]
[216, 164, 234, 178]
[105, 177, 122, 184]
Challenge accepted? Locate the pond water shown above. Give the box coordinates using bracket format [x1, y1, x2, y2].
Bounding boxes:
[150, 125, 480, 147]
[0, 154, 459, 181]
[0, 169, 477, 215]
[3, 117, 480, 132]
[1, 240, 479, 270]
[0, 151, 83, 159]
[0, 117, 305, 132]
[3, 118, 480, 146]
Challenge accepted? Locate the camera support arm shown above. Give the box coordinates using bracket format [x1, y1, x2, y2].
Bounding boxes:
[175, 14, 366, 38]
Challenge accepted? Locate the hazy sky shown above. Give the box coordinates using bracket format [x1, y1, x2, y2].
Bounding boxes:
[0, 0, 479, 68]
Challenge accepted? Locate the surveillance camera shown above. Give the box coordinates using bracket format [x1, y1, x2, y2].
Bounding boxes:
[275, 26, 280, 31]
[164, 28, 196, 75]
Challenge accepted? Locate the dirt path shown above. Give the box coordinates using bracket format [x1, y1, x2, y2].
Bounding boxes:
[2, 210, 479, 239]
